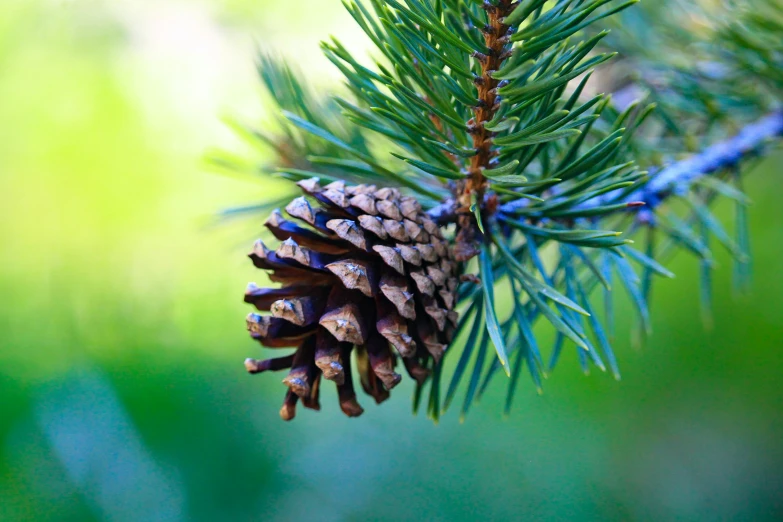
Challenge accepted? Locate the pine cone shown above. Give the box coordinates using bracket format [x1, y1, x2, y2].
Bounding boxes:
[243, 179, 460, 420]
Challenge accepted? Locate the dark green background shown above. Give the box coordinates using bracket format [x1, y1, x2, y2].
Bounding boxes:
[1, 1, 781, 520]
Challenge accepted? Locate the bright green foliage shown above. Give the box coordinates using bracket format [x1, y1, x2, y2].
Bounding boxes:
[222, 0, 782, 420]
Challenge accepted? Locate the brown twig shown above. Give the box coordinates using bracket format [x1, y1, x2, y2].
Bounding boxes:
[454, 0, 515, 261]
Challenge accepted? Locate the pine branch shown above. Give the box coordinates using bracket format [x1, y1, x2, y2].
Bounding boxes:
[498, 109, 783, 215]
[452, 1, 516, 262]
[426, 197, 458, 225]
[226, 0, 783, 422]
[462, 1, 515, 206]
[630, 110, 783, 206]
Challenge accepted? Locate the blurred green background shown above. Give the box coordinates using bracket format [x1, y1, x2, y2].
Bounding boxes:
[1, 1, 782, 520]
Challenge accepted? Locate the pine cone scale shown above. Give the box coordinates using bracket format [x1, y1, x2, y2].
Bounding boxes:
[314, 329, 346, 384]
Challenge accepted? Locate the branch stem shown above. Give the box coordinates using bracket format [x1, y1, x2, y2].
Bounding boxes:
[461, 0, 515, 210]
[495, 110, 783, 216]
[452, 1, 516, 260]
[627, 110, 783, 205]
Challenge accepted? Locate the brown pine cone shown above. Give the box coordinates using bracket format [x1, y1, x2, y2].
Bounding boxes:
[243, 179, 460, 420]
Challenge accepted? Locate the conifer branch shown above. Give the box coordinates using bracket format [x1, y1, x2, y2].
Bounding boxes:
[498, 109, 783, 215]
[630, 110, 783, 206]
[223, 0, 783, 422]
[454, 0, 516, 261]
[464, 1, 515, 205]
